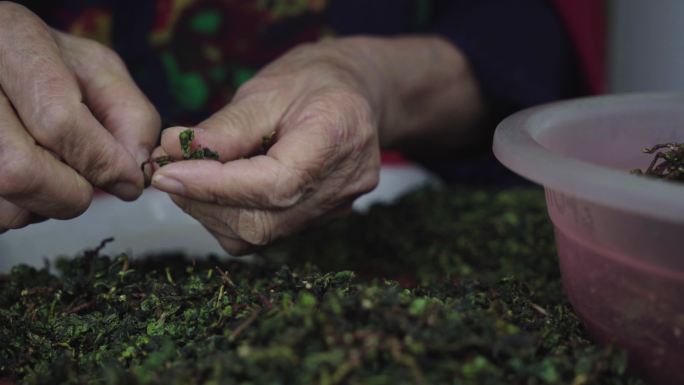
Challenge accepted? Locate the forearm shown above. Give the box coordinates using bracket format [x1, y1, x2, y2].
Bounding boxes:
[316, 36, 488, 153]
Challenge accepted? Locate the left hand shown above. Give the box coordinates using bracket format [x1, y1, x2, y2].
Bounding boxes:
[150, 42, 381, 254]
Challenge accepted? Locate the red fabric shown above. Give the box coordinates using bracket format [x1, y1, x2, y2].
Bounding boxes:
[553, 0, 606, 94]
[380, 150, 409, 165]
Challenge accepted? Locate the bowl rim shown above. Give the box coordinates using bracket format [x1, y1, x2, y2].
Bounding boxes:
[493, 92, 684, 223]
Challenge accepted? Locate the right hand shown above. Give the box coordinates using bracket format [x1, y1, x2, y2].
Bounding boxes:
[0, 2, 160, 232]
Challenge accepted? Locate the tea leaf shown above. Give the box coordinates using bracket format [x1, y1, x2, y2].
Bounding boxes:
[0, 187, 645, 385]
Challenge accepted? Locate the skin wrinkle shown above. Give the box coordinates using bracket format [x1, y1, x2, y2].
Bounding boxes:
[174, 90, 375, 249]
[0, 198, 28, 229]
[233, 208, 273, 246]
[255, 157, 304, 208]
[9, 13, 146, 177]
[41, 100, 131, 191]
[262, 168, 301, 209]
[3, 14, 77, 107]
[0, 91, 93, 218]
[272, 121, 337, 170]
[79, 134, 123, 185]
[170, 194, 252, 253]
[172, 157, 355, 252]
[3, 205, 30, 229]
[233, 76, 296, 105]
[313, 39, 385, 127]
[194, 105, 275, 159]
[18, 149, 92, 217]
[276, 90, 364, 168]
[56, 32, 161, 147]
[29, 72, 81, 130]
[0, 105, 47, 200]
[0, 150, 40, 198]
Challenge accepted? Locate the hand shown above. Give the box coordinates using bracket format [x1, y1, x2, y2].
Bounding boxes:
[0, 2, 160, 232]
[151, 42, 381, 254]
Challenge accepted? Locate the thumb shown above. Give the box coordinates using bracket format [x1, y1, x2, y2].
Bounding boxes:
[161, 99, 283, 161]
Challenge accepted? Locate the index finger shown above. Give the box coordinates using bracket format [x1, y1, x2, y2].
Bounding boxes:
[151, 155, 311, 209]
[0, 88, 93, 219]
[54, 31, 161, 166]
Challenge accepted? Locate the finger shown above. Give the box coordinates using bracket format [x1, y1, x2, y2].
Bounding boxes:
[151, 146, 168, 160]
[210, 232, 255, 256]
[142, 146, 168, 184]
[170, 195, 270, 251]
[160, 96, 284, 161]
[0, 6, 143, 200]
[54, 31, 161, 166]
[0, 196, 47, 230]
[168, 194, 253, 255]
[168, 193, 239, 239]
[0, 198, 33, 230]
[0, 88, 93, 218]
[152, 155, 311, 209]
[168, 193, 329, 247]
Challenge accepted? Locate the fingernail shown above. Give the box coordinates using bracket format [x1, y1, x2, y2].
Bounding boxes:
[152, 175, 185, 195]
[110, 182, 142, 201]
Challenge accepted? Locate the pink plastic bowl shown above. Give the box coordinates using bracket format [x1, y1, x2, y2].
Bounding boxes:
[493, 93, 684, 385]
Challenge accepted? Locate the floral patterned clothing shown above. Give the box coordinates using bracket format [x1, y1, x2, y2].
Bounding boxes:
[15, 0, 582, 127]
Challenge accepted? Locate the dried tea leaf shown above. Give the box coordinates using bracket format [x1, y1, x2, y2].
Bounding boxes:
[632, 142, 684, 182]
[141, 129, 220, 170]
[0, 187, 646, 385]
[179, 129, 195, 158]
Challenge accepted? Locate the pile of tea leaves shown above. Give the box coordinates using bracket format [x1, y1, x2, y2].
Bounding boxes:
[631, 142, 684, 182]
[0, 186, 645, 385]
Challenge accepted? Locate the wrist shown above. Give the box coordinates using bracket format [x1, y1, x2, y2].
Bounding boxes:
[305, 36, 483, 150]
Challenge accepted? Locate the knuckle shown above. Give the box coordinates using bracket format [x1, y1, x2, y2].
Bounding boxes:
[37, 102, 77, 143]
[0, 2, 29, 18]
[234, 78, 272, 99]
[264, 189, 298, 209]
[83, 39, 125, 68]
[211, 105, 258, 135]
[79, 144, 128, 188]
[232, 209, 274, 246]
[328, 89, 374, 126]
[0, 151, 93, 217]
[305, 89, 373, 144]
[266, 168, 311, 208]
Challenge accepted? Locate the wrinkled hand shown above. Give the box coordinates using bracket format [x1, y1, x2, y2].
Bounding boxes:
[0, 2, 160, 232]
[151, 43, 381, 254]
